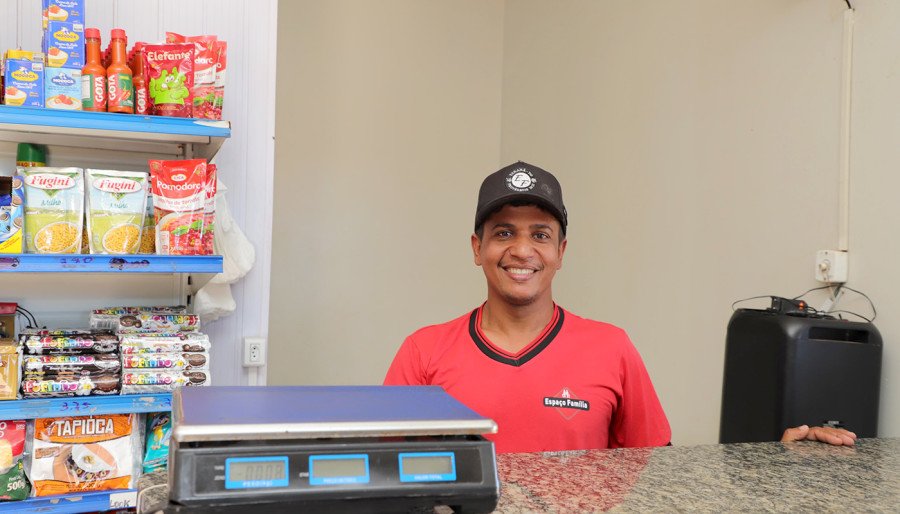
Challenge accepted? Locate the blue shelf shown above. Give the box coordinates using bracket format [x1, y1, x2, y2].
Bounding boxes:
[0, 105, 230, 160]
[0, 489, 137, 513]
[0, 393, 172, 421]
[0, 254, 222, 274]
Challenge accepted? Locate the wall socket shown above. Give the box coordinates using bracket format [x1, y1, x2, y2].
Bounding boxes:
[243, 337, 267, 367]
[815, 250, 848, 283]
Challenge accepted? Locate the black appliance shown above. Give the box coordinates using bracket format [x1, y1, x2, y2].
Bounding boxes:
[719, 306, 882, 443]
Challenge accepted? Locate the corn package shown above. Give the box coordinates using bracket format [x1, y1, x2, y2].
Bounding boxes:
[86, 169, 149, 255]
[19, 167, 84, 254]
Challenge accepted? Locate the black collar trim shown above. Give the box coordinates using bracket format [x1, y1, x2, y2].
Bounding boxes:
[468, 306, 565, 367]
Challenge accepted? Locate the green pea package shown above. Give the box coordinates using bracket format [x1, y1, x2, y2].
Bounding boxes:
[0, 420, 30, 501]
[85, 169, 149, 254]
[19, 167, 84, 254]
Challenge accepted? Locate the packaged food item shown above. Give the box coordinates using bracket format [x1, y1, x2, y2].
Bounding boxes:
[85, 169, 149, 255]
[148, 159, 206, 255]
[0, 175, 25, 253]
[44, 67, 81, 110]
[29, 413, 139, 495]
[90, 305, 186, 330]
[20, 372, 121, 398]
[123, 352, 208, 371]
[201, 164, 217, 255]
[15, 143, 47, 168]
[213, 41, 227, 120]
[44, 21, 85, 69]
[167, 33, 219, 119]
[139, 194, 155, 254]
[20, 167, 84, 254]
[42, 0, 86, 28]
[81, 28, 107, 112]
[131, 42, 149, 115]
[121, 370, 210, 393]
[20, 332, 118, 355]
[116, 313, 200, 334]
[3, 50, 44, 107]
[0, 343, 21, 401]
[143, 413, 171, 473]
[119, 332, 210, 354]
[143, 44, 194, 117]
[24, 353, 121, 375]
[0, 420, 29, 501]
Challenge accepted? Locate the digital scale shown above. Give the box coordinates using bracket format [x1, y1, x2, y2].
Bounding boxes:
[156, 386, 500, 513]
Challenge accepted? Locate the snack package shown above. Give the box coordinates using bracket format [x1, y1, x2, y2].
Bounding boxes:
[143, 413, 171, 473]
[20, 372, 121, 398]
[86, 169, 149, 255]
[201, 164, 217, 255]
[0, 420, 29, 501]
[23, 353, 121, 375]
[142, 44, 194, 117]
[121, 370, 210, 394]
[148, 159, 207, 255]
[0, 175, 25, 253]
[28, 413, 140, 496]
[0, 343, 21, 400]
[119, 332, 210, 354]
[123, 352, 208, 371]
[20, 167, 84, 254]
[20, 331, 118, 355]
[90, 305, 187, 331]
[115, 314, 200, 334]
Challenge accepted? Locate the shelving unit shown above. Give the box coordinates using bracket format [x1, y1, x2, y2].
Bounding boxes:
[0, 105, 230, 160]
[0, 107, 231, 513]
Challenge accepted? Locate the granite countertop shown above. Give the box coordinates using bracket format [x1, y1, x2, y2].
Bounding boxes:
[496, 437, 900, 513]
[138, 438, 900, 513]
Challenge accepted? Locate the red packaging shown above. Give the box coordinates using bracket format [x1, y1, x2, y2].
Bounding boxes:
[201, 164, 217, 255]
[143, 44, 194, 118]
[167, 33, 220, 120]
[148, 159, 207, 255]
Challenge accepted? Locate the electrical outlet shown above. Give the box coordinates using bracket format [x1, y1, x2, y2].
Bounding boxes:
[243, 337, 266, 367]
[815, 250, 848, 283]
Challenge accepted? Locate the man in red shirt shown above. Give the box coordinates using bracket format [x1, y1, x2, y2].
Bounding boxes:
[385, 161, 856, 453]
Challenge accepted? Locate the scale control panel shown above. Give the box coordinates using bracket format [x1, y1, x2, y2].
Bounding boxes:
[170, 437, 498, 508]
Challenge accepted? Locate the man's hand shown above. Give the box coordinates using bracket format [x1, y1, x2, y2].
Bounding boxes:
[781, 425, 857, 446]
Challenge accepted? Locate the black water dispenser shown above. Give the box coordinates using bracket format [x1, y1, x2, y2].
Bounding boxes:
[719, 307, 882, 443]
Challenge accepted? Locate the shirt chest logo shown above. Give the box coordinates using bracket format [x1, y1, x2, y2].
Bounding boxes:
[543, 387, 590, 420]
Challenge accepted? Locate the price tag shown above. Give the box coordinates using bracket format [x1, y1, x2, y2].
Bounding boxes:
[109, 491, 137, 508]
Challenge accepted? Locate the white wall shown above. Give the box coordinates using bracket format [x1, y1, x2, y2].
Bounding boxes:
[270, 0, 897, 445]
[268, 0, 505, 385]
[1, 0, 276, 386]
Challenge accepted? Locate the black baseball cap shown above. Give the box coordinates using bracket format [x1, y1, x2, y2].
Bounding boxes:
[474, 161, 568, 235]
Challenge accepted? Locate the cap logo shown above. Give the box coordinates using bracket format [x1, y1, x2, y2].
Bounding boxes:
[506, 168, 536, 192]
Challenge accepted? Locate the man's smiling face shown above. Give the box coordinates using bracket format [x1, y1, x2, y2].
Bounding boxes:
[472, 204, 567, 307]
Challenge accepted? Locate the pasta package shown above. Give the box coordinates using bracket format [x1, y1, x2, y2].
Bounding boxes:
[29, 414, 139, 496]
[148, 159, 207, 255]
[20, 167, 84, 254]
[86, 169, 149, 255]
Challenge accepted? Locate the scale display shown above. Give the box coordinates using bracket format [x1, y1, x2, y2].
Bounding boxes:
[225, 456, 289, 489]
[309, 454, 370, 485]
[399, 452, 457, 482]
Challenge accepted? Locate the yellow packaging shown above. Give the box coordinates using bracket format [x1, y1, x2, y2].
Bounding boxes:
[0, 343, 20, 400]
[0, 176, 25, 253]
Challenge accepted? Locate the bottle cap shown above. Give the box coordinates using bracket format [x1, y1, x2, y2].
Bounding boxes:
[16, 143, 47, 167]
[111, 28, 127, 40]
[85, 27, 101, 39]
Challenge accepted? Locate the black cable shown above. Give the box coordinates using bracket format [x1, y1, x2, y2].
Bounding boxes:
[844, 0, 853, 10]
[835, 285, 877, 322]
[15, 306, 37, 328]
[827, 310, 871, 323]
[731, 295, 774, 311]
[792, 285, 837, 300]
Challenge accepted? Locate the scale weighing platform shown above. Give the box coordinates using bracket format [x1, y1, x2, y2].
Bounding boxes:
[155, 386, 500, 513]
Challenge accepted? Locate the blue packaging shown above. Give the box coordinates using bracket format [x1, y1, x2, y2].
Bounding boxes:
[3, 51, 44, 107]
[43, 21, 85, 69]
[44, 67, 82, 110]
[42, 0, 86, 29]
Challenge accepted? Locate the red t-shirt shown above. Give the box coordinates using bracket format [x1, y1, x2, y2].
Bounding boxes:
[384, 305, 671, 453]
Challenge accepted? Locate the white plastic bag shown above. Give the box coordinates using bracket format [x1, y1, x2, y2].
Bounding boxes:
[194, 180, 255, 324]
